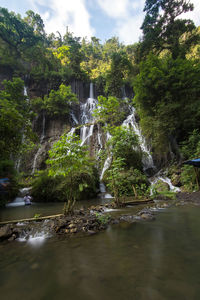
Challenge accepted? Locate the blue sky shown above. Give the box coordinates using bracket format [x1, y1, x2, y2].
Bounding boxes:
[1, 0, 200, 44]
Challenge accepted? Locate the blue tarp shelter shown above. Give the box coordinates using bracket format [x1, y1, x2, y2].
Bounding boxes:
[184, 158, 200, 168]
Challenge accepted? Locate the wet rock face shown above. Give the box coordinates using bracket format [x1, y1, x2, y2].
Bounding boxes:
[0, 66, 13, 90]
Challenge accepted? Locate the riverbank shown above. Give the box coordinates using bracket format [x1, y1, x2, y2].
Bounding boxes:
[0, 200, 158, 242]
[1, 192, 198, 243]
[177, 191, 200, 203]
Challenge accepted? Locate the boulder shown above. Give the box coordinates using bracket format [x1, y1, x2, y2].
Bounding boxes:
[0, 225, 12, 239]
[171, 174, 181, 187]
[154, 180, 170, 193]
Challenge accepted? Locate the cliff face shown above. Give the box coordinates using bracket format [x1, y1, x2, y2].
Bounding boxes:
[0, 66, 13, 89]
[22, 80, 98, 173]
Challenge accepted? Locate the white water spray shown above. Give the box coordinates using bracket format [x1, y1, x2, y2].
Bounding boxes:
[122, 107, 154, 171]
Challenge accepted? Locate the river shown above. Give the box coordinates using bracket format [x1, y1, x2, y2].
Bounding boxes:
[1, 204, 200, 299]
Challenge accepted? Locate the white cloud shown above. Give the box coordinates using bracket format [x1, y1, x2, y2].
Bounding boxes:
[181, 0, 200, 26]
[117, 14, 144, 44]
[101, 0, 200, 45]
[28, 0, 95, 38]
[27, 0, 200, 45]
[97, 0, 145, 44]
[97, 0, 130, 19]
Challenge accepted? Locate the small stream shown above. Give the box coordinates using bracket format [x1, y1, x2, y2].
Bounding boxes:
[1, 204, 200, 299]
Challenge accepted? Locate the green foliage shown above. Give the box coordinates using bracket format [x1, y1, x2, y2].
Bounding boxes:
[107, 167, 149, 199]
[105, 51, 131, 97]
[180, 165, 198, 192]
[31, 168, 98, 202]
[134, 54, 200, 155]
[151, 180, 176, 200]
[0, 160, 19, 206]
[44, 84, 78, 116]
[47, 133, 96, 213]
[34, 213, 41, 219]
[0, 77, 34, 160]
[140, 0, 195, 59]
[24, 10, 45, 38]
[0, 7, 40, 55]
[93, 96, 124, 127]
[95, 213, 111, 225]
[53, 45, 70, 65]
[181, 129, 200, 160]
[107, 126, 142, 169]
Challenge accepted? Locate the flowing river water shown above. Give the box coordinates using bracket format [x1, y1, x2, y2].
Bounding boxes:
[1, 203, 200, 299]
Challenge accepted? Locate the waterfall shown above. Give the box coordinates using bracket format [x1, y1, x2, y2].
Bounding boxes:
[90, 82, 94, 99]
[40, 111, 46, 143]
[68, 127, 76, 136]
[149, 174, 180, 194]
[15, 86, 29, 172]
[122, 107, 179, 191]
[6, 197, 25, 207]
[100, 156, 112, 181]
[97, 123, 103, 150]
[24, 86, 28, 96]
[32, 111, 46, 174]
[80, 83, 97, 146]
[122, 107, 154, 171]
[70, 112, 78, 125]
[99, 182, 113, 198]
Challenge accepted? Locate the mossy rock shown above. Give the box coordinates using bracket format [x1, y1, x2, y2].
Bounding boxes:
[171, 174, 181, 187]
[154, 180, 170, 193]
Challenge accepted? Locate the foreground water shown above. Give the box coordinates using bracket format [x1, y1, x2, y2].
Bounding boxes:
[1, 205, 200, 299]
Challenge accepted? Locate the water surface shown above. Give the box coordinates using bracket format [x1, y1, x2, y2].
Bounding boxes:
[1, 205, 200, 299]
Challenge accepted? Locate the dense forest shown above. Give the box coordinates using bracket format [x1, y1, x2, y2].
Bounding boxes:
[0, 0, 200, 209]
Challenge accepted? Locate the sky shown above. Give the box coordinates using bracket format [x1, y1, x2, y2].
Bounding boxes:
[1, 0, 200, 44]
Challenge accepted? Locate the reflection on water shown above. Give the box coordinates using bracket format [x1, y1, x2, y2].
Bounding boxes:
[0, 198, 109, 222]
[1, 206, 200, 299]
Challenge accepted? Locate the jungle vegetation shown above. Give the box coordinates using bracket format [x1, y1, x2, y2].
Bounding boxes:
[0, 0, 200, 206]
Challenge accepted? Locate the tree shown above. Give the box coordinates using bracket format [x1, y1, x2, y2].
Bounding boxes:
[0, 77, 33, 160]
[93, 95, 124, 127]
[52, 45, 70, 66]
[140, 0, 195, 59]
[0, 8, 40, 55]
[104, 126, 144, 206]
[134, 54, 200, 156]
[105, 51, 131, 97]
[107, 126, 142, 169]
[24, 10, 45, 38]
[47, 134, 94, 214]
[44, 84, 78, 116]
[62, 30, 84, 79]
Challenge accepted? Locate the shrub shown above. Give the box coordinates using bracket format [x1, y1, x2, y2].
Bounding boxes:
[31, 169, 99, 202]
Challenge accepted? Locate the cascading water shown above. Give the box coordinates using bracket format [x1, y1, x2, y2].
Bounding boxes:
[122, 106, 179, 192]
[15, 86, 30, 172]
[100, 156, 112, 181]
[80, 83, 97, 146]
[122, 107, 154, 171]
[70, 112, 78, 125]
[32, 111, 46, 174]
[149, 174, 180, 193]
[99, 182, 113, 198]
[6, 187, 32, 207]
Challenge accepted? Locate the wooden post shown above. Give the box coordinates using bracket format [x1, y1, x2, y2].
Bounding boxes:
[194, 167, 200, 191]
[132, 185, 138, 199]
